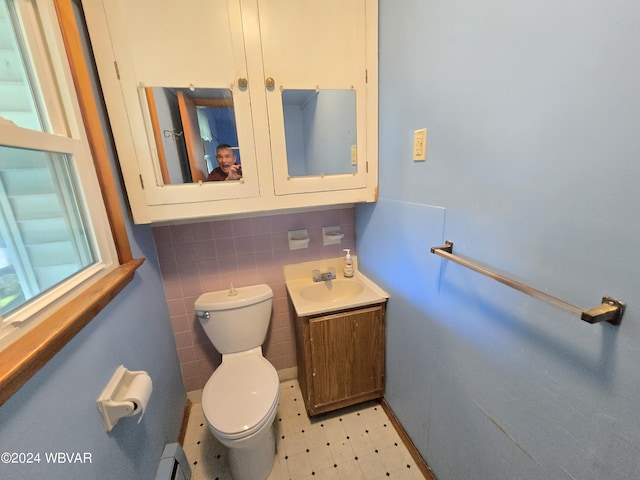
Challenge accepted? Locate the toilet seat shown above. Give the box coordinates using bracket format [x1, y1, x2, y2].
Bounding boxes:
[202, 350, 279, 441]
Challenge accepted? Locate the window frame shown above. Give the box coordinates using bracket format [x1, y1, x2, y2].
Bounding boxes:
[0, 0, 143, 405]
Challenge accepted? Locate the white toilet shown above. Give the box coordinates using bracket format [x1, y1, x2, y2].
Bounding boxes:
[194, 284, 280, 480]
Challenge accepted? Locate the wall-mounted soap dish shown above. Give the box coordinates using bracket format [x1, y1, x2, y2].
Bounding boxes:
[288, 229, 310, 250]
[322, 226, 344, 245]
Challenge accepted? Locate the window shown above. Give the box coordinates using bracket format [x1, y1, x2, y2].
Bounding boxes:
[0, 147, 96, 319]
[0, 0, 141, 404]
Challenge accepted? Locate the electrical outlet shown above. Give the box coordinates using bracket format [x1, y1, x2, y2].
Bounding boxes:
[413, 128, 427, 161]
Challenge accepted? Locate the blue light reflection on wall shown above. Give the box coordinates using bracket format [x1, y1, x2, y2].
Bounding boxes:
[356, 199, 444, 307]
[356, 199, 550, 350]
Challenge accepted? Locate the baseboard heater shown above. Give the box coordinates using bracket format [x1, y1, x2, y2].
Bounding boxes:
[155, 443, 191, 480]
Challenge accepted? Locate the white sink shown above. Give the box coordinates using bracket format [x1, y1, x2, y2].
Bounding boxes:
[300, 279, 365, 303]
[284, 257, 388, 317]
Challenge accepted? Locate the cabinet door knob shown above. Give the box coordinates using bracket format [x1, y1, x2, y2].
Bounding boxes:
[265, 77, 275, 89]
[238, 77, 248, 88]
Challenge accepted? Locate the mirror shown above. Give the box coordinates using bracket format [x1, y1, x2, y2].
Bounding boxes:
[143, 87, 358, 184]
[144, 87, 242, 184]
[282, 89, 357, 177]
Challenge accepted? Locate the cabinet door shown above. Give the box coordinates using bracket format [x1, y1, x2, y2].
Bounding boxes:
[255, 0, 370, 195]
[83, 0, 261, 219]
[309, 306, 384, 410]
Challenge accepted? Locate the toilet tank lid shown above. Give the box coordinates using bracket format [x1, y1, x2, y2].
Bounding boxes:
[194, 284, 273, 311]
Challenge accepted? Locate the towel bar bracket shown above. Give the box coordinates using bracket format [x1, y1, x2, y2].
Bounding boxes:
[431, 240, 454, 255]
[581, 297, 625, 325]
[431, 240, 625, 326]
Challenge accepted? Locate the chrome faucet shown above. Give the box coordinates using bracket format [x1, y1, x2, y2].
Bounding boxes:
[312, 267, 336, 282]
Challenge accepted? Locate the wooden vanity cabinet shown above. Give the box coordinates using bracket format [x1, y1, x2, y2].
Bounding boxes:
[294, 303, 386, 416]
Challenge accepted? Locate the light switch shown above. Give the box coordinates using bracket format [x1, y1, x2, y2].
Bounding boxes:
[413, 128, 427, 161]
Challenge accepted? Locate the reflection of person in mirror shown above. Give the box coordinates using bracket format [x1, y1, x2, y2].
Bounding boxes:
[207, 144, 242, 181]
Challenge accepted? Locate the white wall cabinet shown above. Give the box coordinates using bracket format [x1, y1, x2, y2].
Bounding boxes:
[83, 0, 378, 223]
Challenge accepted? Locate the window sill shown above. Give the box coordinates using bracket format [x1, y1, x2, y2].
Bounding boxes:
[0, 258, 144, 406]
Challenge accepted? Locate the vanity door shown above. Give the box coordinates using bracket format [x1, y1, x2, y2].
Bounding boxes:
[308, 305, 385, 414]
[84, 0, 261, 222]
[254, 0, 370, 196]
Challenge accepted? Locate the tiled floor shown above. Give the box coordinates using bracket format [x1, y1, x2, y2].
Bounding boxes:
[183, 379, 427, 479]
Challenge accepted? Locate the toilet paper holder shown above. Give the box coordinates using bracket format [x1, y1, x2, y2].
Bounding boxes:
[97, 365, 152, 431]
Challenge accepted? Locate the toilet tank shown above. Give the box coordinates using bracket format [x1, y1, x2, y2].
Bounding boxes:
[194, 284, 273, 354]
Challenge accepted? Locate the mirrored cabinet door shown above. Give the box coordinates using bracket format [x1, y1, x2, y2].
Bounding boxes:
[85, 0, 260, 211]
[257, 0, 369, 195]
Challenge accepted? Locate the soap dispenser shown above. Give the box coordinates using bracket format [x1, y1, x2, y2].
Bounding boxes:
[343, 249, 354, 278]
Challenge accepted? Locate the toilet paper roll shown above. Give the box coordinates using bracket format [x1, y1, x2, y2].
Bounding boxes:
[123, 373, 153, 423]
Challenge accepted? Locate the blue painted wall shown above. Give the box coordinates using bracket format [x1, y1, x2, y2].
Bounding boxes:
[0, 228, 186, 480]
[0, 3, 186, 478]
[357, 1, 640, 479]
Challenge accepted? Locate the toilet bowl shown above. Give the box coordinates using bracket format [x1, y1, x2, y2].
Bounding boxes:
[194, 284, 279, 480]
[202, 348, 279, 480]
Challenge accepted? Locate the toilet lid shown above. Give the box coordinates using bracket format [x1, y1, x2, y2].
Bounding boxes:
[202, 354, 279, 438]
